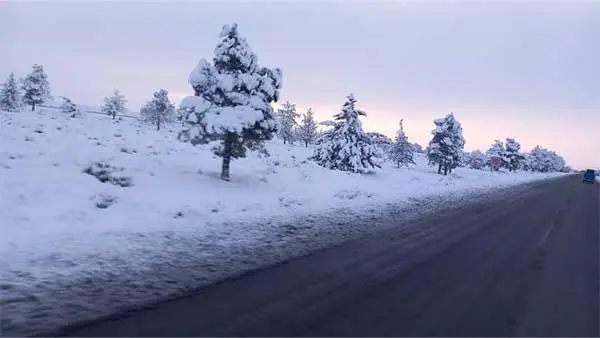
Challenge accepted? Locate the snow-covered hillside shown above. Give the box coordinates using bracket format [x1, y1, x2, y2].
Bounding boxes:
[0, 107, 565, 336]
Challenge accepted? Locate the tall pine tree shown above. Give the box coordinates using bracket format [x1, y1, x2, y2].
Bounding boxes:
[101, 90, 127, 120]
[0, 73, 21, 112]
[297, 108, 318, 147]
[276, 101, 300, 144]
[388, 119, 415, 168]
[178, 23, 282, 181]
[310, 94, 380, 173]
[21, 64, 50, 111]
[141, 89, 175, 131]
[486, 139, 506, 171]
[426, 112, 465, 175]
[504, 137, 524, 172]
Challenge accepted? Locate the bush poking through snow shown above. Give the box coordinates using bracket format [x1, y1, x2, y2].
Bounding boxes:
[91, 193, 117, 209]
[60, 97, 79, 117]
[83, 161, 133, 187]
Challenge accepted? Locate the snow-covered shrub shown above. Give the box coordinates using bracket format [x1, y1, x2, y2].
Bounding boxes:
[91, 193, 117, 209]
[467, 150, 487, 169]
[83, 161, 133, 187]
[59, 97, 79, 117]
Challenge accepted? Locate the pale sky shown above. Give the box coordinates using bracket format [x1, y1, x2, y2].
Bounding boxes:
[1, 1, 598, 168]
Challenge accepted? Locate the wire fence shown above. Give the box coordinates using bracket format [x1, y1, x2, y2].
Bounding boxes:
[38, 104, 140, 120]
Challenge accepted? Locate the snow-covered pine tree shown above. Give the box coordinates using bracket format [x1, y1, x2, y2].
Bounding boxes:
[468, 150, 487, 169]
[528, 146, 566, 172]
[178, 23, 282, 181]
[388, 119, 415, 168]
[176, 106, 192, 127]
[504, 137, 524, 172]
[297, 108, 318, 147]
[0, 73, 22, 112]
[101, 90, 127, 120]
[367, 132, 393, 154]
[426, 112, 465, 175]
[412, 142, 424, 153]
[276, 101, 300, 144]
[60, 97, 78, 117]
[486, 139, 507, 171]
[140, 89, 175, 131]
[21, 64, 50, 111]
[310, 94, 380, 173]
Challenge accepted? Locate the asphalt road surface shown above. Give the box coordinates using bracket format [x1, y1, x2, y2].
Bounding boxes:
[55, 175, 600, 337]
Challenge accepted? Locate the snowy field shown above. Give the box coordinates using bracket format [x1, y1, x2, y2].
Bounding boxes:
[0, 108, 565, 336]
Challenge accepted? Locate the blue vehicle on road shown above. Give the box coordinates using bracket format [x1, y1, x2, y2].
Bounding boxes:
[582, 169, 596, 183]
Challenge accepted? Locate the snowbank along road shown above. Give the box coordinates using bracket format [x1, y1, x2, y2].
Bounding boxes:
[50, 174, 600, 337]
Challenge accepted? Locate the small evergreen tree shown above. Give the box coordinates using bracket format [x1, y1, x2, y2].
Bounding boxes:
[388, 119, 415, 168]
[468, 150, 487, 169]
[60, 97, 78, 117]
[140, 89, 175, 131]
[0, 73, 22, 112]
[178, 23, 282, 181]
[297, 108, 318, 147]
[504, 137, 524, 172]
[176, 106, 192, 127]
[276, 101, 300, 144]
[426, 112, 465, 175]
[486, 139, 507, 171]
[101, 90, 127, 120]
[21, 64, 50, 111]
[310, 94, 380, 173]
[412, 142, 424, 153]
[367, 132, 393, 154]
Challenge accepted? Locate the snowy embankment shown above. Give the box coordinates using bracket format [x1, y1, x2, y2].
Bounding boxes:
[0, 108, 565, 336]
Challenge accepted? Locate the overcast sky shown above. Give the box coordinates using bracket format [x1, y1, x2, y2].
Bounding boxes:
[1, 1, 598, 168]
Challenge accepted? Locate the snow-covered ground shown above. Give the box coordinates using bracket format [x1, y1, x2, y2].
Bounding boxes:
[0, 107, 565, 335]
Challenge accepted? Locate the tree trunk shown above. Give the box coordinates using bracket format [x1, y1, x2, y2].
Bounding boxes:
[397, 161, 400, 168]
[305, 141, 308, 147]
[112, 112, 116, 120]
[437, 164, 442, 174]
[221, 138, 232, 182]
[156, 120, 160, 131]
[31, 103, 35, 111]
[444, 166, 449, 175]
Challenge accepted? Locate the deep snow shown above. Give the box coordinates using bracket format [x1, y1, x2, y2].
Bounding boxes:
[0, 107, 565, 336]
